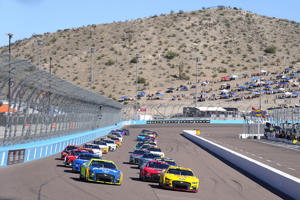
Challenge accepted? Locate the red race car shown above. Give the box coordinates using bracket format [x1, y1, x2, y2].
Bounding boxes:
[64, 149, 88, 167]
[139, 160, 169, 182]
[61, 145, 80, 160]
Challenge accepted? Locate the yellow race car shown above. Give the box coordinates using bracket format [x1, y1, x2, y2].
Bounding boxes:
[159, 166, 199, 192]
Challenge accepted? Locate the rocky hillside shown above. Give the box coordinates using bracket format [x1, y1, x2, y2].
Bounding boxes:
[1, 7, 300, 107]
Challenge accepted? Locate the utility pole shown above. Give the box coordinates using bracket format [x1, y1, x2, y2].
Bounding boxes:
[37, 39, 42, 70]
[90, 47, 95, 90]
[195, 57, 199, 107]
[135, 53, 140, 120]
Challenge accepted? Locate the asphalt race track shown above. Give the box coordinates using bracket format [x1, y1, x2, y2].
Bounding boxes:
[0, 124, 284, 200]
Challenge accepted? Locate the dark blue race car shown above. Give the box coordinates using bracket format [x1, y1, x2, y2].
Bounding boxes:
[72, 153, 101, 172]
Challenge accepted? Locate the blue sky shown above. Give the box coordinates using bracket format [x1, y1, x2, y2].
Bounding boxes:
[0, 0, 299, 47]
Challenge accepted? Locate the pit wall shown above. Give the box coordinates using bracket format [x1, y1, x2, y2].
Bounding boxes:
[0, 119, 243, 168]
[182, 130, 300, 200]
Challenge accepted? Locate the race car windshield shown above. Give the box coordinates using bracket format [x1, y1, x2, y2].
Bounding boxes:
[94, 141, 106, 145]
[66, 146, 77, 151]
[84, 145, 100, 149]
[136, 143, 144, 147]
[90, 161, 117, 169]
[148, 162, 169, 169]
[103, 140, 114, 144]
[133, 150, 145, 154]
[167, 169, 194, 176]
[148, 148, 161, 152]
[79, 155, 99, 160]
[143, 154, 158, 159]
[70, 151, 81, 156]
[164, 161, 176, 166]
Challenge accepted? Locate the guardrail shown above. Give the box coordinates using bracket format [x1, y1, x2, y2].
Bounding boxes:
[182, 130, 300, 200]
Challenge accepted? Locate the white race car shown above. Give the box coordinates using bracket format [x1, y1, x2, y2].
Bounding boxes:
[82, 143, 102, 157]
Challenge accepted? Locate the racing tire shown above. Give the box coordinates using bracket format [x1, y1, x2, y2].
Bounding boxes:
[79, 174, 84, 181]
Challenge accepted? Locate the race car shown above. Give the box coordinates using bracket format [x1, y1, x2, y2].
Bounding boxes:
[138, 153, 161, 169]
[147, 147, 165, 157]
[100, 139, 117, 151]
[134, 141, 157, 151]
[93, 140, 109, 154]
[64, 149, 88, 167]
[107, 136, 121, 147]
[122, 129, 130, 136]
[82, 143, 102, 157]
[137, 133, 150, 141]
[108, 131, 123, 142]
[72, 153, 101, 172]
[129, 149, 147, 164]
[155, 158, 177, 166]
[139, 160, 169, 182]
[141, 129, 158, 138]
[80, 159, 123, 185]
[78, 148, 95, 154]
[159, 166, 199, 192]
[61, 145, 80, 159]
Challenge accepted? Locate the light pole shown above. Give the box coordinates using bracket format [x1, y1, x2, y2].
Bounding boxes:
[4, 33, 13, 140]
[37, 39, 42, 70]
[135, 53, 140, 120]
[49, 57, 52, 109]
[90, 47, 95, 90]
[195, 57, 199, 107]
[259, 56, 263, 110]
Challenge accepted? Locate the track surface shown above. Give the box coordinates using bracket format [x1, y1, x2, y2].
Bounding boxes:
[196, 124, 300, 178]
[0, 125, 282, 200]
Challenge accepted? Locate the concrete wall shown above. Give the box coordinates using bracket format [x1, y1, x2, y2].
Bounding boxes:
[0, 122, 125, 167]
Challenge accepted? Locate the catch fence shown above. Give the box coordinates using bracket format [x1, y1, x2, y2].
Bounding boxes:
[0, 54, 121, 145]
[121, 103, 241, 120]
[243, 107, 300, 140]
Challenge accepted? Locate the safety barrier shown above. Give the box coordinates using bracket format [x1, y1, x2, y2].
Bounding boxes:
[147, 119, 244, 124]
[147, 119, 210, 124]
[182, 130, 300, 200]
[0, 122, 125, 167]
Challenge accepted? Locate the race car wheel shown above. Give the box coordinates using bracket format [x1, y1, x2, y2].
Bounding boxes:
[79, 174, 84, 181]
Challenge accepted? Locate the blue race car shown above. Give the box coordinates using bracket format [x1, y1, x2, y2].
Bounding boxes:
[80, 159, 123, 185]
[72, 153, 101, 172]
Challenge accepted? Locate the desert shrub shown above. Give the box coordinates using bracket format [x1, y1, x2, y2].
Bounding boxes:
[264, 45, 277, 54]
[130, 57, 138, 63]
[105, 59, 115, 66]
[165, 51, 179, 59]
[137, 77, 146, 84]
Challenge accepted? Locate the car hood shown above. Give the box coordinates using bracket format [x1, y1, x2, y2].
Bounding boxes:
[164, 174, 198, 182]
[89, 166, 121, 175]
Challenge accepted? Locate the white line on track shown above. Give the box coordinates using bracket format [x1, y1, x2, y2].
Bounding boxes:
[276, 163, 281, 166]
[288, 168, 295, 171]
[258, 156, 263, 159]
[267, 160, 272, 163]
